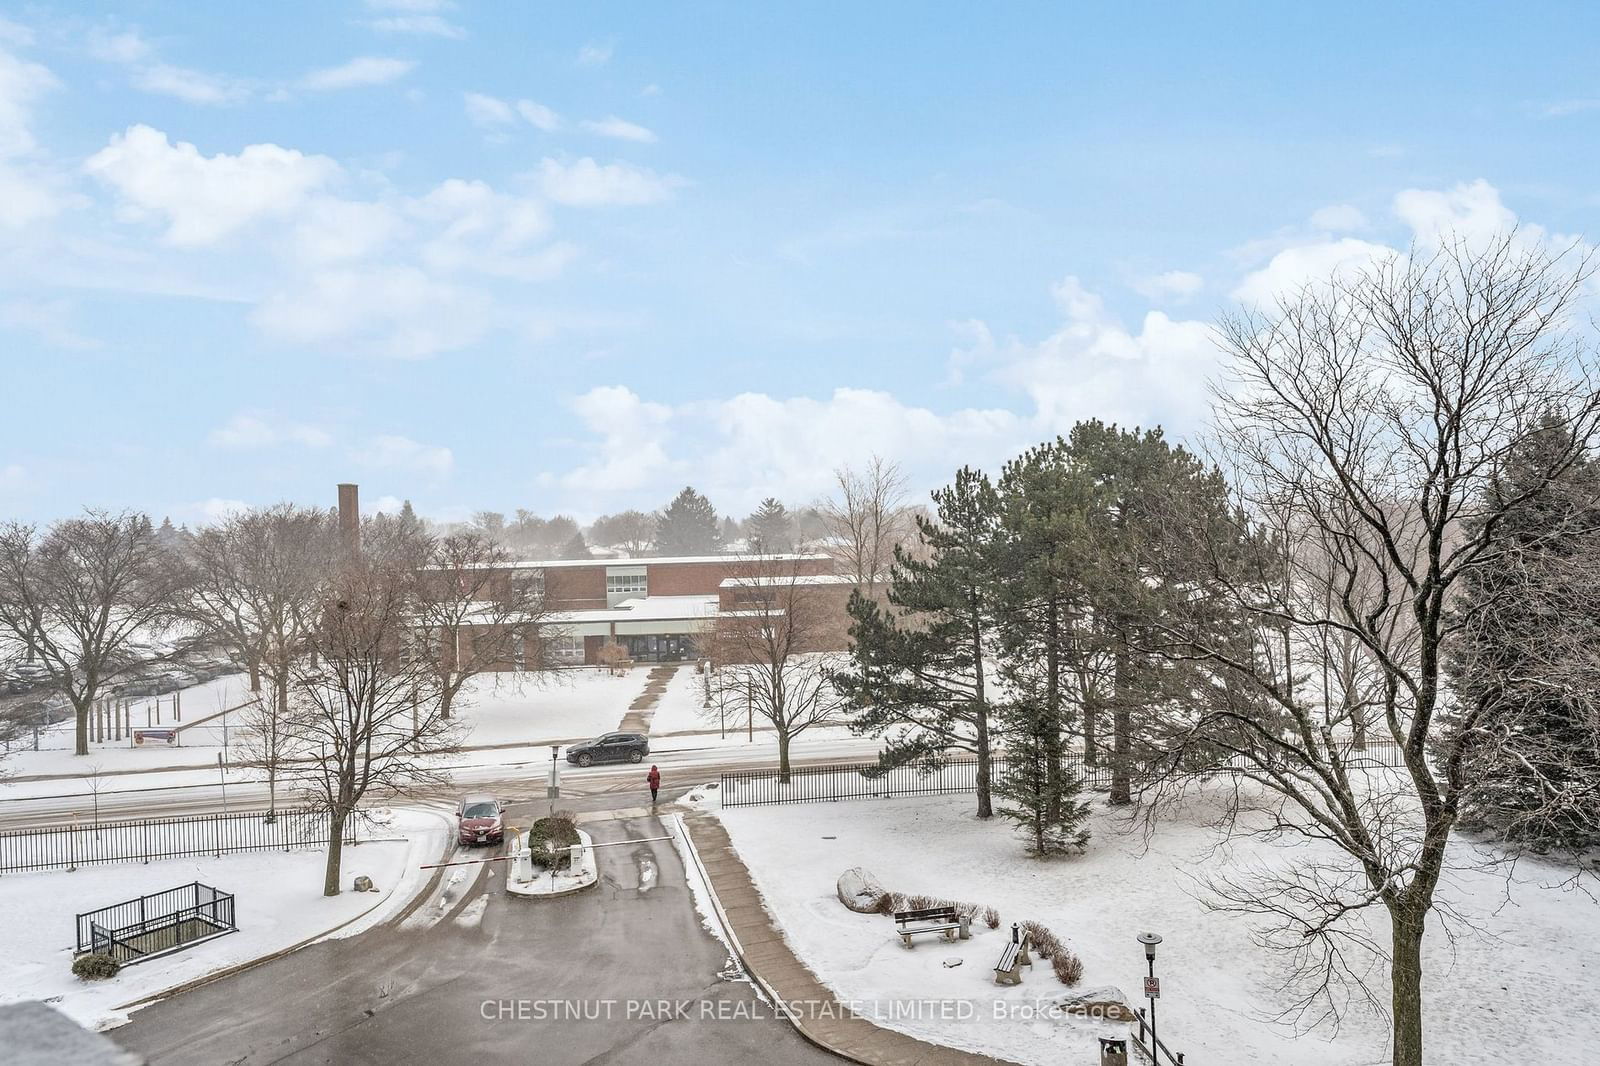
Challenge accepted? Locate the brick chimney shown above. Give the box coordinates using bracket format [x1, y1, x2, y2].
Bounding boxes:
[337, 483, 360, 556]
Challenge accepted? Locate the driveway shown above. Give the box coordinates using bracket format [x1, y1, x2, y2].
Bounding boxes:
[115, 808, 841, 1065]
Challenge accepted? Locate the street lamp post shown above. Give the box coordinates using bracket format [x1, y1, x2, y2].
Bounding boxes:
[1137, 932, 1163, 1061]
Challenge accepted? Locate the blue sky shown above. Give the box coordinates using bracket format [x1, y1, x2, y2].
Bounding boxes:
[2, 2, 1599, 526]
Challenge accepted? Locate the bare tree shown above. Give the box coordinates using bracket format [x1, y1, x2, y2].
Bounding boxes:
[415, 530, 562, 720]
[232, 672, 310, 824]
[818, 456, 910, 596]
[0, 512, 191, 756]
[291, 550, 462, 896]
[589, 510, 656, 555]
[708, 557, 850, 782]
[182, 503, 337, 697]
[1149, 236, 1599, 1066]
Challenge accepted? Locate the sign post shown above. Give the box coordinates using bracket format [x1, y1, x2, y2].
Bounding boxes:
[1137, 932, 1163, 1061]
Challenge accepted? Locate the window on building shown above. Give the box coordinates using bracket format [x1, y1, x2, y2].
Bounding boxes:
[549, 634, 584, 662]
[512, 570, 545, 599]
[606, 573, 648, 596]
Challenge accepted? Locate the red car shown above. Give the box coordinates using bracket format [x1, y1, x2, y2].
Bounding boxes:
[455, 793, 505, 846]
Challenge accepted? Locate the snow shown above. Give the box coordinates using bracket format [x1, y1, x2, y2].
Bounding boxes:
[447, 668, 643, 747]
[0, 807, 443, 1032]
[715, 791, 1600, 1066]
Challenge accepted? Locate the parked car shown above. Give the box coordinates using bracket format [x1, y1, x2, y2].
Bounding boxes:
[565, 732, 649, 767]
[455, 793, 505, 846]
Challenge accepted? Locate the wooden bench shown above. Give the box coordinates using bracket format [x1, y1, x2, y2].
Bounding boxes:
[994, 924, 1033, 985]
[893, 906, 968, 948]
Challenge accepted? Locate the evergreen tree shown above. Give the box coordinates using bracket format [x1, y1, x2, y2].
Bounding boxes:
[655, 487, 721, 555]
[746, 497, 794, 553]
[561, 531, 590, 559]
[831, 468, 1004, 817]
[994, 695, 1092, 855]
[1446, 416, 1600, 849]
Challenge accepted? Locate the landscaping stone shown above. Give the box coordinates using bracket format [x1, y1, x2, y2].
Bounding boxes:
[835, 867, 886, 913]
[1058, 985, 1137, 1023]
[352, 875, 375, 893]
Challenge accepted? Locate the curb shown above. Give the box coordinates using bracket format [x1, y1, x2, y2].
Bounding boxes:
[674, 812, 873, 1066]
[505, 830, 599, 900]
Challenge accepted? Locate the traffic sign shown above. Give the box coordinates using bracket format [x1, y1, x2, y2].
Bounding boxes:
[1144, 976, 1161, 999]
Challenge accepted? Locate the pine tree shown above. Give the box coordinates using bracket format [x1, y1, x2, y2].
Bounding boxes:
[831, 468, 1004, 817]
[1445, 416, 1600, 849]
[993, 696, 1091, 856]
[561, 531, 590, 559]
[746, 497, 794, 553]
[655, 487, 721, 555]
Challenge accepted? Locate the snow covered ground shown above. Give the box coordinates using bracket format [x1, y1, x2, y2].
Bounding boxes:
[0, 806, 444, 1031]
[712, 791, 1600, 1066]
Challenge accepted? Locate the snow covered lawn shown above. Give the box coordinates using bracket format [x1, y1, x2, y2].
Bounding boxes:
[714, 792, 1600, 1066]
[449, 667, 641, 747]
[0, 807, 445, 1032]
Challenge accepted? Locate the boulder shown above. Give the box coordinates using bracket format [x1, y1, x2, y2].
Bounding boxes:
[353, 875, 375, 893]
[1058, 986, 1137, 1023]
[836, 867, 887, 913]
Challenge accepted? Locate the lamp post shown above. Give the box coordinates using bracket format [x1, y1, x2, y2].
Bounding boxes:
[1137, 932, 1163, 1060]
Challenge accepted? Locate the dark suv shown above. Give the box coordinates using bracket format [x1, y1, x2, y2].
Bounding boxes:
[565, 732, 649, 767]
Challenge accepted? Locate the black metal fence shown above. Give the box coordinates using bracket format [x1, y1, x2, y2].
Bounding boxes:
[0, 807, 354, 874]
[720, 741, 1405, 808]
[78, 881, 237, 963]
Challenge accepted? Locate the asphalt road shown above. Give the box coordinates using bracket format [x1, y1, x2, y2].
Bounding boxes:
[114, 808, 842, 1066]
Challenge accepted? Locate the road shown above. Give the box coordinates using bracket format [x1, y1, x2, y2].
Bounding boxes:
[115, 806, 842, 1066]
[0, 735, 884, 829]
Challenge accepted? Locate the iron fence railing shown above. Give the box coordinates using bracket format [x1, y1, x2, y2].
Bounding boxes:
[720, 741, 1405, 808]
[79, 881, 237, 963]
[1, 807, 354, 874]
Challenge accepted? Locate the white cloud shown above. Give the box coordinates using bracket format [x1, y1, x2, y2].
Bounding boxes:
[366, 14, 464, 38]
[352, 434, 453, 477]
[1392, 179, 1520, 248]
[85, 124, 341, 245]
[515, 100, 561, 131]
[288, 197, 403, 264]
[130, 63, 248, 106]
[85, 28, 150, 64]
[0, 44, 55, 156]
[464, 93, 561, 132]
[1231, 236, 1395, 305]
[0, 298, 97, 349]
[299, 56, 415, 91]
[1133, 269, 1203, 303]
[1543, 99, 1600, 118]
[250, 266, 492, 358]
[0, 462, 28, 492]
[580, 116, 657, 143]
[408, 178, 572, 280]
[577, 42, 612, 67]
[535, 157, 684, 207]
[463, 91, 515, 126]
[561, 386, 676, 491]
[208, 413, 333, 450]
[1308, 203, 1367, 232]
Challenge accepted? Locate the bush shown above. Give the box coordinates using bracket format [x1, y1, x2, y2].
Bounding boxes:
[72, 953, 120, 980]
[1020, 920, 1061, 960]
[527, 814, 581, 871]
[1052, 950, 1084, 985]
[983, 906, 1001, 930]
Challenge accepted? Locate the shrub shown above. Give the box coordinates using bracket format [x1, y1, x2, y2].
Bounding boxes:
[527, 814, 581, 870]
[1020, 920, 1061, 960]
[72, 953, 120, 980]
[1052, 950, 1084, 985]
[983, 906, 1001, 930]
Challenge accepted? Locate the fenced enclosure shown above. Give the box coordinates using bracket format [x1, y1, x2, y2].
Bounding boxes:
[0, 807, 354, 874]
[720, 739, 1404, 808]
[77, 882, 236, 964]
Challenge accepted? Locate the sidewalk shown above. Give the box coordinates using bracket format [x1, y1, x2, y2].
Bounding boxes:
[681, 811, 1019, 1066]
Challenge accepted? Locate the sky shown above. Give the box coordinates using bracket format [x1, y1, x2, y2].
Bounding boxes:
[2, 2, 1599, 527]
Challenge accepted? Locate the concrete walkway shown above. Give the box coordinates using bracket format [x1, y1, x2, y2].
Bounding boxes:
[619, 663, 680, 733]
[681, 811, 1020, 1066]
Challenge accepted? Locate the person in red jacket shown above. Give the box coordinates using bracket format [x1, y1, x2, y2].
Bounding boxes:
[647, 764, 661, 805]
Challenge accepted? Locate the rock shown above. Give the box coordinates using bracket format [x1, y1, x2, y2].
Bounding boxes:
[1058, 986, 1137, 1023]
[353, 875, 375, 893]
[942, 958, 963, 968]
[836, 867, 887, 913]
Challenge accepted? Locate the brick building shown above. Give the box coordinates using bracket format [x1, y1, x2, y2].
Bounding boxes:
[488, 553, 847, 666]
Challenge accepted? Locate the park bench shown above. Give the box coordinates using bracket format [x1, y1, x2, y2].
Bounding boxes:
[893, 906, 968, 948]
[993, 924, 1033, 985]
